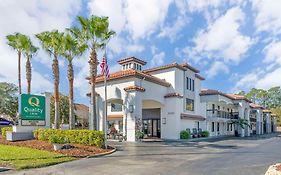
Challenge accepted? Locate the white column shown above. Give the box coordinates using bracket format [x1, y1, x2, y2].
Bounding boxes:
[238, 105, 245, 137]
[245, 108, 250, 137]
[97, 96, 104, 131]
[43, 92, 51, 129]
[256, 109, 262, 135]
[123, 91, 142, 142]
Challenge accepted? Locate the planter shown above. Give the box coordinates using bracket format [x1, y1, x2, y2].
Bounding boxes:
[53, 143, 64, 151]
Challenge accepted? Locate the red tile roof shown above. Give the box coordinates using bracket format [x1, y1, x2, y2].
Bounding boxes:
[164, 92, 183, 98]
[87, 69, 171, 87]
[118, 56, 147, 65]
[124, 86, 145, 92]
[250, 103, 264, 109]
[226, 94, 251, 103]
[195, 73, 205, 80]
[180, 113, 205, 121]
[180, 63, 200, 73]
[263, 109, 271, 113]
[200, 89, 251, 102]
[74, 103, 89, 111]
[142, 63, 187, 73]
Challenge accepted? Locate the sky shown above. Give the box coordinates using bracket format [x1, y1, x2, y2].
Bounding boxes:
[0, 0, 281, 105]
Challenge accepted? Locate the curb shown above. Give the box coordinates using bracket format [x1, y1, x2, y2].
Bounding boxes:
[86, 146, 117, 158]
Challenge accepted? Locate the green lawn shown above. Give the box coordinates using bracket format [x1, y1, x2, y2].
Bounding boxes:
[0, 144, 76, 170]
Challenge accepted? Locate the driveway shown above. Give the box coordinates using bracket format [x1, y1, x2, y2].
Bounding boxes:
[2, 134, 281, 175]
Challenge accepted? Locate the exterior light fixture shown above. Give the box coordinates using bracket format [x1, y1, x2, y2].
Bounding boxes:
[129, 105, 134, 113]
[162, 118, 166, 124]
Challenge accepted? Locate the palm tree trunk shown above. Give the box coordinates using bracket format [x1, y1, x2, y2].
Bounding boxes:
[26, 57, 31, 94]
[68, 61, 74, 130]
[52, 55, 60, 129]
[18, 51, 21, 94]
[89, 46, 98, 130]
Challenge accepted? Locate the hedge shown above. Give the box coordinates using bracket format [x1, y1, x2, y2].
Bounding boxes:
[180, 130, 190, 139]
[1, 127, 12, 138]
[33, 129, 104, 148]
[200, 131, 210, 137]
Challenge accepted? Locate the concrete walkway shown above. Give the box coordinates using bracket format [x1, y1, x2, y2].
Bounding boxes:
[2, 133, 281, 175]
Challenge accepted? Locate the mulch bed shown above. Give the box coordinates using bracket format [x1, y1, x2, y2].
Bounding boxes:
[0, 136, 112, 157]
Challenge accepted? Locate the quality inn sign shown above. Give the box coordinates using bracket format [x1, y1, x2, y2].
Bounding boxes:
[20, 94, 46, 126]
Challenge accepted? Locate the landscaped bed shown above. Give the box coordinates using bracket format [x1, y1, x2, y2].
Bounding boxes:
[0, 136, 112, 157]
[0, 128, 114, 170]
[0, 144, 75, 170]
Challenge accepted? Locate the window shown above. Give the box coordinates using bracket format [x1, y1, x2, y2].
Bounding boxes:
[140, 65, 142, 71]
[126, 64, 128, 69]
[133, 63, 136, 69]
[212, 104, 215, 114]
[189, 78, 192, 90]
[217, 123, 220, 132]
[111, 103, 122, 112]
[212, 122, 215, 132]
[186, 77, 189, 90]
[186, 98, 194, 111]
[123, 65, 125, 70]
[192, 79, 195, 91]
[218, 105, 220, 111]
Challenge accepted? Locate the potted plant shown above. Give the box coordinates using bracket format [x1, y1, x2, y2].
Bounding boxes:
[49, 134, 67, 151]
[135, 131, 144, 141]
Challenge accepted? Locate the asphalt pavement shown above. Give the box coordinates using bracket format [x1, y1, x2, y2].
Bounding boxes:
[2, 133, 281, 175]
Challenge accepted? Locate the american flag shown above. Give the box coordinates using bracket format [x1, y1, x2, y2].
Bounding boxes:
[100, 55, 110, 79]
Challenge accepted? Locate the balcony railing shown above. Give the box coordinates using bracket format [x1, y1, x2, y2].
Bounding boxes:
[206, 109, 239, 119]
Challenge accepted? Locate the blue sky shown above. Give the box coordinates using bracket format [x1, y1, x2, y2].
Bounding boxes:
[0, 0, 281, 105]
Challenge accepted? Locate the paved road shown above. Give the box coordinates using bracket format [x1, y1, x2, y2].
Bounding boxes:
[2, 134, 281, 175]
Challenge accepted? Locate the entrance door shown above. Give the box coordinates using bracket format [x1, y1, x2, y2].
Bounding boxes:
[143, 119, 160, 138]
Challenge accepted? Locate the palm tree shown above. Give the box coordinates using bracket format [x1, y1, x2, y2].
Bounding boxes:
[61, 33, 87, 129]
[6, 33, 29, 95]
[36, 30, 64, 129]
[22, 37, 38, 94]
[73, 15, 115, 130]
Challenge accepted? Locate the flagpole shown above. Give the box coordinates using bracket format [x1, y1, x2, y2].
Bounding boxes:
[104, 52, 108, 149]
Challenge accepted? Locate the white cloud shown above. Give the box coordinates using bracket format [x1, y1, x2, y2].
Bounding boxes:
[0, 0, 81, 94]
[125, 0, 172, 40]
[158, 15, 190, 42]
[88, 0, 172, 40]
[150, 46, 165, 67]
[255, 68, 281, 89]
[233, 66, 281, 91]
[192, 7, 252, 63]
[251, 0, 281, 35]
[206, 61, 229, 78]
[263, 40, 281, 65]
[88, 0, 172, 57]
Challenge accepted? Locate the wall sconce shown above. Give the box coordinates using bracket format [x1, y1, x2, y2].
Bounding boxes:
[129, 105, 134, 113]
[162, 118, 166, 124]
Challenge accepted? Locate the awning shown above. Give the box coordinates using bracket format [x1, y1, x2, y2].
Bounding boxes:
[107, 115, 123, 121]
[180, 113, 205, 121]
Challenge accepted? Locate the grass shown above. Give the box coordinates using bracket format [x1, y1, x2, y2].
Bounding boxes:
[0, 144, 76, 170]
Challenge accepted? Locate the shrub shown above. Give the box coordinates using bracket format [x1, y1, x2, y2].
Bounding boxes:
[135, 131, 144, 140]
[180, 130, 190, 139]
[1, 127, 12, 138]
[33, 129, 104, 148]
[200, 131, 209, 137]
[49, 133, 68, 144]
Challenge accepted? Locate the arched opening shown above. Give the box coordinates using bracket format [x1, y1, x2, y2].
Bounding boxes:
[107, 98, 124, 139]
[142, 100, 163, 138]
